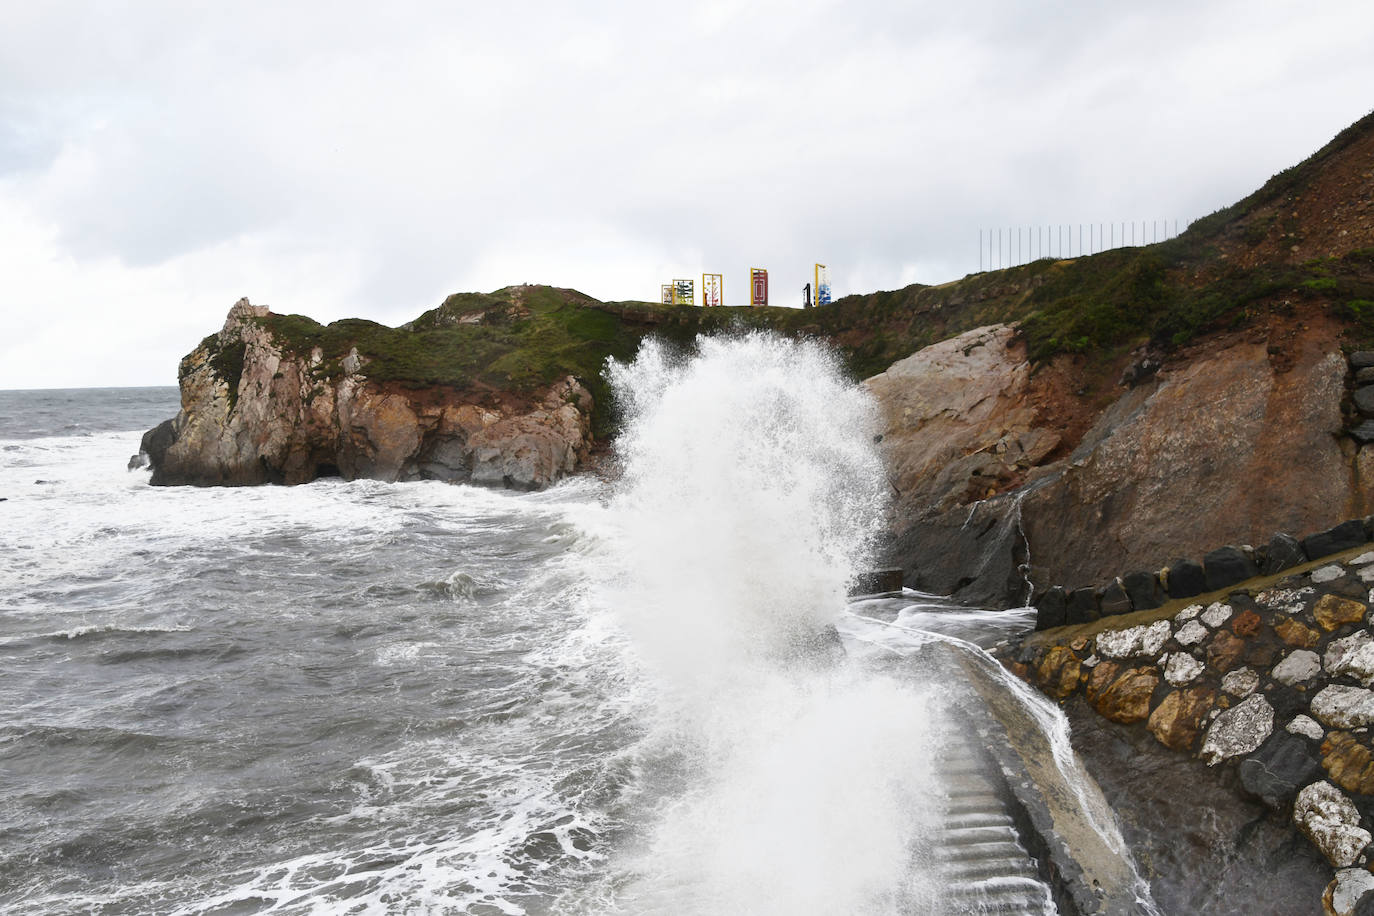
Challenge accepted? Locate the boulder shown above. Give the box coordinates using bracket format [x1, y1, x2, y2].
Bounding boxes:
[1206, 630, 1247, 673]
[1095, 620, 1171, 660]
[1313, 686, 1374, 729]
[1351, 351, 1374, 370]
[1294, 780, 1372, 868]
[1164, 652, 1205, 686]
[1306, 520, 1371, 562]
[1097, 578, 1133, 616]
[1274, 649, 1323, 686]
[1164, 559, 1207, 599]
[1034, 586, 1067, 630]
[1201, 601, 1234, 628]
[1355, 385, 1374, 418]
[1221, 667, 1260, 698]
[1264, 533, 1308, 575]
[1093, 667, 1160, 724]
[1290, 715, 1327, 742]
[1316, 594, 1368, 631]
[1084, 660, 1122, 703]
[1148, 687, 1215, 752]
[1232, 609, 1262, 637]
[1066, 586, 1100, 625]
[1122, 570, 1164, 611]
[1035, 646, 1082, 699]
[1176, 619, 1209, 647]
[1315, 564, 1350, 585]
[1322, 731, 1374, 796]
[1238, 731, 1322, 809]
[1204, 545, 1259, 591]
[1351, 420, 1374, 445]
[1327, 631, 1374, 687]
[1200, 695, 1275, 765]
[1277, 617, 1322, 648]
[1327, 867, 1374, 916]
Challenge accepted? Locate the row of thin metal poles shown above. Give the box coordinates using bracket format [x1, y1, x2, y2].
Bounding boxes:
[979, 220, 1182, 271]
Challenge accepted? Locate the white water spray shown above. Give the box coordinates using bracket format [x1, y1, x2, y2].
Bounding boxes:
[603, 333, 889, 692]
[594, 333, 947, 915]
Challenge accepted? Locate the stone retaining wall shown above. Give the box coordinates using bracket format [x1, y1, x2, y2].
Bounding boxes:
[1031, 517, 1374, 631]
[1000, 545, 1374, 914]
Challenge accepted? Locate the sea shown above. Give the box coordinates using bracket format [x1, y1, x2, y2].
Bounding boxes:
[0, 337, 1061, 915]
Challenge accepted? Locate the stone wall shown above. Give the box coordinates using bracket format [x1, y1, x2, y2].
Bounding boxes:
[1033, 517, 1374, 630]
[1001, 545, 1374, 914]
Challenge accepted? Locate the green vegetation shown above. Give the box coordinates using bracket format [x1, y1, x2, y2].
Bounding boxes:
[193, 333, 248, 411]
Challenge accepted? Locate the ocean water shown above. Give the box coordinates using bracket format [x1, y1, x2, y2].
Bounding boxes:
[0, 345, 1065, 915]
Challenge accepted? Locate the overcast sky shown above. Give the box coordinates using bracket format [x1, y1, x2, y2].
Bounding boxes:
[3, 1, 1373, 388]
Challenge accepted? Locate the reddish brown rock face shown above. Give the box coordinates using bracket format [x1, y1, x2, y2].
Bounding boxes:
[1148, 687, 1217, 752]
[1207, 631, 1247, 673]
[1232, 610, 1262, 638]
[1093, 667, 1160, 724]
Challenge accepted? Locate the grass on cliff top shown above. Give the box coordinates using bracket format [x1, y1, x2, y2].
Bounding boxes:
[256, 286, 681, 437]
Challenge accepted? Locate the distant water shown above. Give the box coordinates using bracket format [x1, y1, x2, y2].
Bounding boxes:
[0, 359, 1057, 915]
[0, 387, 180, 440]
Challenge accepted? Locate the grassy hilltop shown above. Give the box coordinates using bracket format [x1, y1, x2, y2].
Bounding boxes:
[224, 108, 1374, 437]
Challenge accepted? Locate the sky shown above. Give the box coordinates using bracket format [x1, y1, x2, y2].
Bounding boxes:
[2, 1, 1373, 388]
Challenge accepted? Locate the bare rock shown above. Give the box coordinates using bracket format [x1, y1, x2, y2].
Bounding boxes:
[1094, 619, 1171, 660]
[1200, 695, 1275, 766]
[1163, 651, 1205, 686]
[1201, 601, 1234, 628]
[1221, 667, 1260, 698]
[1327, 631, 1374, 687]
[147, 300, 594, 490]
[1239, 731, 1321, 810]
[1290, 715, 1327, 742]
[1327, 867, 1374, 916]
[1322, 731, 1374, 796]
[1093, 667, 1160, 724]
[1274, 649, 1323, 686]
[1148, 687, 1215, 752]
[1035, 646, 1082, 699]
[1294, 781, 1372, 868]
[1316, 595, 1368, 631]
[1277, 617, 1322, 648]
[1313, 686, 1374, 729]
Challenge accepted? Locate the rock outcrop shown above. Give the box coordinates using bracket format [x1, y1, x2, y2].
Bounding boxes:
[143, 299, 594, 489]
[869, 314, 1369, 606]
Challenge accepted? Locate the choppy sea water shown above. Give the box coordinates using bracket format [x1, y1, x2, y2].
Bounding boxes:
[0, 352, 1067, 915]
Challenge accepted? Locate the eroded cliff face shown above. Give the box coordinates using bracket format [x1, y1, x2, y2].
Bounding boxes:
[870, 317, 1369, 607]
[144, 299, 593, 489]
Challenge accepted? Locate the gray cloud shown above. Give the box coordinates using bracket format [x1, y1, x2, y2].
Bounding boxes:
[2, 0, 1373, 387]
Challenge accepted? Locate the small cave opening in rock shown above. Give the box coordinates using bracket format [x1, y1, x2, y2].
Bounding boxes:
[315, 463, 342, 479]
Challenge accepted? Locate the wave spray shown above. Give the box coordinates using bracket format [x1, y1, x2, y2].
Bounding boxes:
[594, 332, 945, 915]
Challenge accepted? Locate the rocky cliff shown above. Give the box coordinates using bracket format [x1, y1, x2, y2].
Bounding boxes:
[871, 312, 1368, 605]
[143, 298, 594, 489]
[869, 109, 1374, 606]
